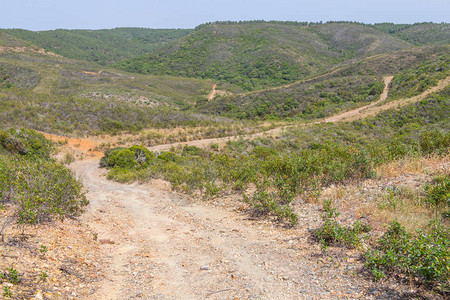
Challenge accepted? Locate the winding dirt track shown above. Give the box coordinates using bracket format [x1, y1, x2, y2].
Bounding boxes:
[207, 84, 218, 101]
[72, 160, 371, 299]
[149, 75, 449, 152]
[61, 75, 449, 299]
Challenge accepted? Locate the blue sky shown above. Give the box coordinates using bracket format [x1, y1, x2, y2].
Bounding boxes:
[1, 0, 449, 30]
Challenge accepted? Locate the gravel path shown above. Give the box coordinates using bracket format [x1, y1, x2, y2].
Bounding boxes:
[71, 159, 385, 299]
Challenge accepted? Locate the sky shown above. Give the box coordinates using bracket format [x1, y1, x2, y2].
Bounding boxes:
[1, 0, 449, 30]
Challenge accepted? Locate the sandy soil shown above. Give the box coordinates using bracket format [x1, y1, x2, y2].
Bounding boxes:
[71, 159, 384, 299]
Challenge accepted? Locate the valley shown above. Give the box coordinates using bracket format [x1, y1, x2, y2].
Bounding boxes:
[0, 21, 449, 299]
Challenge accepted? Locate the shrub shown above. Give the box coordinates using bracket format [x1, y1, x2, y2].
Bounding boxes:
[364, 220, 450, 292]
[182, 145, 201, 156]
[251, 146, 276, 159]
[420, 130, 450, 155]
[99, 147, 126, 168]
[425, 175, 450, 220]
[248, 180, 298, 225]
[61, 152, 75, 165]
[0, 128, 88, 239]
[12, 157, 88, 225]
[129, 145, 155, 166]
[157, 151, 181, 162]
[314, 199, 370, 249]
[0, 128, 54, 159]
[108, 149, 137, 169]
[425, 175, 450, 207]
[0, 159, 13, 204]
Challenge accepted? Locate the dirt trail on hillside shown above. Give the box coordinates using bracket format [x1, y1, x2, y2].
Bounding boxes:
[57, 75, 450, 299]
[0, 46, 61, 57]
[42, 75, 449, 154]
[239, 52, 391, 97]
[208, 84, 217, 101]
[322, 76, 393, 123]
[324, 75, 450, 123]
[149, 75, 450, 151]
[72, 159, 379, 299]
[207, 83, 228, 101]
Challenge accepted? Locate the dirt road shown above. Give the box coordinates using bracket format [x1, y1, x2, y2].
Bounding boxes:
[208, 84, 217, 101]
[322, 76, 393, 123]
[42, 75, 449, 154]
[149, 75, 450, 151]
[72, 159, 377, 299]
[62, 75, 450, 299]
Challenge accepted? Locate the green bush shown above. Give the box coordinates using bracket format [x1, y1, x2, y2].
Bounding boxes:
[182, 145, 201, 156]
[0, 128, 54, 159]
[0, 128, 88, 239]
[12, 157, 88, 225]
[248, 180, 298, 225]
[129, 145, 155, 166]
[420, 130, 450, 155]
[0, 159, 12, 204]
[157, 151, 181, 162]
[314, 200, 370, 249]
[100, 145, 155, 169]
[251, 146, 276, 159]
[364, 220, 450, 292]
[108, 149, 137, 169]
[425, 175, 450, 220]
[99, 147, 126, 168]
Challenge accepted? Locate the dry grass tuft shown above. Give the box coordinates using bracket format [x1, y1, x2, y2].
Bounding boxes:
[376, 154, 449, 178]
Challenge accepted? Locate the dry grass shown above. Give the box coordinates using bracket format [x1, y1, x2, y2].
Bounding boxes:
[376, 154, 450, 178]
[319, 154, 449, 235]
[358, 186, 433, 233]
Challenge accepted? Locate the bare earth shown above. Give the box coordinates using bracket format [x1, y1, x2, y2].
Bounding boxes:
[72, 159, 377, 299]
[39, 75, 449, 299]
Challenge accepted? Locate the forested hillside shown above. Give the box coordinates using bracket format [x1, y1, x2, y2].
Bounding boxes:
[197, 45, 450, 120]
[1, 28, 192, 65]
[114, 21, 421, 90]
[371, 22, 450, 45]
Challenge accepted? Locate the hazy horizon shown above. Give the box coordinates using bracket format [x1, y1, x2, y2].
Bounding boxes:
[1, 0, 449, 31]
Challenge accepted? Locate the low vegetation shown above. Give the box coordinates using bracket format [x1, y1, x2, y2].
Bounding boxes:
[199, 75, 384, 120]
[2, 28, 192, 65]
[0, 128, 88, 240]
[103, 89, 449, 225]
[0, 49, 216, 107]
[364, 220, 449, 293]
[1, 20, 449, 297]
[115, 21, 416, 90]
[0, 88, 242, 136]
[314, 199, 370, 249]
[387, 53, 450, 101]
[198, 45, 450, 120]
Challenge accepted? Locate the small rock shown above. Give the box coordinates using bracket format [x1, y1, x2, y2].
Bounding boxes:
[300, 289, 307, 293]
[99, 239, 115, 245]
[44, 293, 54, 299]
[200, 265, 210, 270]
[34, 291, 44, 300]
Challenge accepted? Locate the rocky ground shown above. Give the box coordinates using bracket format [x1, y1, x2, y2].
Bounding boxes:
[0, 215, 103, 299]
[1, 154, 447, 299]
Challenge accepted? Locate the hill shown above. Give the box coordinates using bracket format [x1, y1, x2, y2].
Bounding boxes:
[197, 45, 450, 120]
[114, 21, 419, 90]
[0, 39, 218, 107]
[1, 28, 192, 65]
[371, 22, 450, 45]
